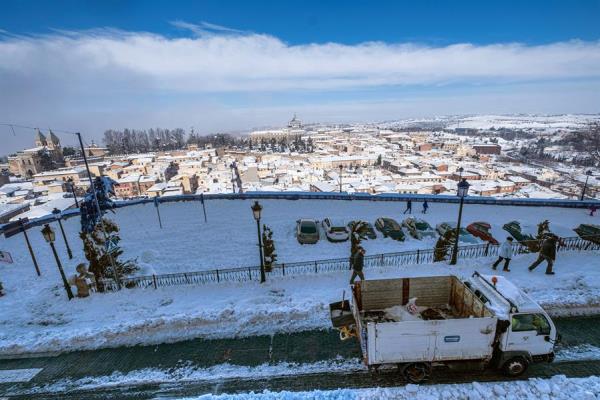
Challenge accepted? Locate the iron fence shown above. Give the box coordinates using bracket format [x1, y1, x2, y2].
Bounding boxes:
[98, 234, 600, 292]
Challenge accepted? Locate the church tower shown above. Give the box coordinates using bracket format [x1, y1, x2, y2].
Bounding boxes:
[34, 128, 47, 147]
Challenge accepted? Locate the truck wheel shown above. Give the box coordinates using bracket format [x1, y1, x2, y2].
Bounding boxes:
[403, 363, 431, 383]
[503, 357, 528, 377]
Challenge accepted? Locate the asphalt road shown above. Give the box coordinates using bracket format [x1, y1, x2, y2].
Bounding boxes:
[1, 316, 600, 399]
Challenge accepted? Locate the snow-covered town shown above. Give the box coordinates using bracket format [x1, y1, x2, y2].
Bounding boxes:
[2, 2, 600, 399]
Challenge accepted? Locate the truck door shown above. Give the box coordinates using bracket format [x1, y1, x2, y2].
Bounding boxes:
[504, 313, 554, 356]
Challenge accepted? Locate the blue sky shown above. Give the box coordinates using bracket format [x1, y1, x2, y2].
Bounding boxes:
[1, 0, 600, 152]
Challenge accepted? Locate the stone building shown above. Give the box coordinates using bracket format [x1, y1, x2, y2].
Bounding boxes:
[8, 129, 65, 178]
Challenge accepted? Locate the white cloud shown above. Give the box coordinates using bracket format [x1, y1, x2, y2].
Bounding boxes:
[1, 24, 600, 152]
[1, 25, 599, 93]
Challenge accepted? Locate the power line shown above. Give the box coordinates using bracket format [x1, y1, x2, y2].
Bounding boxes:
[0, 122, 79, 136]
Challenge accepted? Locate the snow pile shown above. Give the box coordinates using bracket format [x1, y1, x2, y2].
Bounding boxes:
[176, 375, 600, 399]
[2, 251, 600, 356]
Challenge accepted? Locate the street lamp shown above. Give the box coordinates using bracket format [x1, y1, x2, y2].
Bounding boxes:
[339, 165, 343, 193]
[251, 201, 266, 283]
[52, 208, 73, 259]
[67, 178, 79, 208]
[450, 178, 470, 265]
[581, 170, 593, 201]
[458, 166, 464, 180]
[41, 224, 74, 300]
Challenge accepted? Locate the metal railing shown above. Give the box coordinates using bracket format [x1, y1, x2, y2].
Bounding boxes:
[98, 235, 600, 291]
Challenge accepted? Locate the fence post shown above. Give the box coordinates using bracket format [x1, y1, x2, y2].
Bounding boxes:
[485, 242, 490, 256]
[315, 261, 318, 273]
[416, 249, 420, 264]
[380, 254, 384, 266]
[249, 267, 252, 281]
[152, 274, 157, 289]
[282, 263, 285, 276]
[216, 269, 220, 282]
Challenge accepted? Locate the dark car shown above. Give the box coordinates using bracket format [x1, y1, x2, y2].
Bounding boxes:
[374, 217, 405, 241]
[347, 221, 377, 240]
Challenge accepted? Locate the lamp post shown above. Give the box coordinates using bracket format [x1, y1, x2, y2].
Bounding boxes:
[251, 201, 266, 283]
[52, 208, 73, 259]
[67, 178, 79, 208]
[41, 224, 74, 300]
[339, 164, 343, 193]
[450, 178, 470, 265]
[581, 170, 593, 201]
[458, 166, 464, 180]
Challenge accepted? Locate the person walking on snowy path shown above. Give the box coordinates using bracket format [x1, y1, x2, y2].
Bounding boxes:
[590, 205, 598, 217]
[492, 237, 514, 272]
[350, 247, 366, 284]
[422, 200, 429, 214]
[403, 199, 412, 214]
[528, 235, 558, 275]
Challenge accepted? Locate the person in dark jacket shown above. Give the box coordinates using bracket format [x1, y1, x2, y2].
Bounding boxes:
[403, 199, 412, 214]
[422, 200, 429, 214]
[528, 235, 558, 275]
[350, 247, 366, 284]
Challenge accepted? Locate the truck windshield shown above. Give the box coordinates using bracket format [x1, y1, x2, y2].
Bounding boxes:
[512, 313, 551, 335]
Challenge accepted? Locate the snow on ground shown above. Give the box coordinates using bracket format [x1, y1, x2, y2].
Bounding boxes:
[1, 199, 596, 276]
[177, 375, 600, 400]
[8, 345, 600, 396]
[0, 248, 599, 356]
[9, 358, 363, 396]
[0, 199, 598, 355]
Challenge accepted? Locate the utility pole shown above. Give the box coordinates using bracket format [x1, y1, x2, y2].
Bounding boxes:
[76, 132, 121, 290]
[339, 165, 343, 193]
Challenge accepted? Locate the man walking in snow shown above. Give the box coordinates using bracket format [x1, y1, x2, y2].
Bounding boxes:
[350, 247, 366, 284]
[422, 200, 429, 214]
[590, 205, 598, 217]
[492, 237, 514, 272]
[528, 235, 558, 275]
[403, 199, 412, 214]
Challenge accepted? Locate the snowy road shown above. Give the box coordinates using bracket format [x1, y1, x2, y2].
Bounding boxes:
[1, 316, 600, 399]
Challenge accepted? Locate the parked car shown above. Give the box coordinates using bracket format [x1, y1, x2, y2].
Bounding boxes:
[436, 222, 480, 244]
[502, 220, 539, 251]
[296, 219, 320, 244]
[375, 217, 405, 241]
[573, 224, 600, 245]
[403, 217, 436, 240]
[322, 218, 350, 242]
[467, 221, 499, 245]
[347, 221, 377, 240]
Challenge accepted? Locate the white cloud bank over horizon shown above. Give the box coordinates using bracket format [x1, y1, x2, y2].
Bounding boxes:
[1, 22, 600, 151]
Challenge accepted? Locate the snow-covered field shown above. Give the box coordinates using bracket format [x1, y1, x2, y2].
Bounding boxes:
[1, 199, 595, 276]
[177, 375, 600, 400]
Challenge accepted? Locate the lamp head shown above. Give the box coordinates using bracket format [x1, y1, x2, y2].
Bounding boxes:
[251, 201, 262, 221]
[457, 178, 470, 198]
[41, 224, 55, 243]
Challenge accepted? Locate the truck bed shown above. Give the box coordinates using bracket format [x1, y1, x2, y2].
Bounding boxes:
[352, 276, 498, 365]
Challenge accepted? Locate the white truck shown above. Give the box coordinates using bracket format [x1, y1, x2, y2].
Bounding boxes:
[329, 272, 559, 383]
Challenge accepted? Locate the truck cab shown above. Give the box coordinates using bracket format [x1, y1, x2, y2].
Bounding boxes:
[469, 273, 558, 375]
